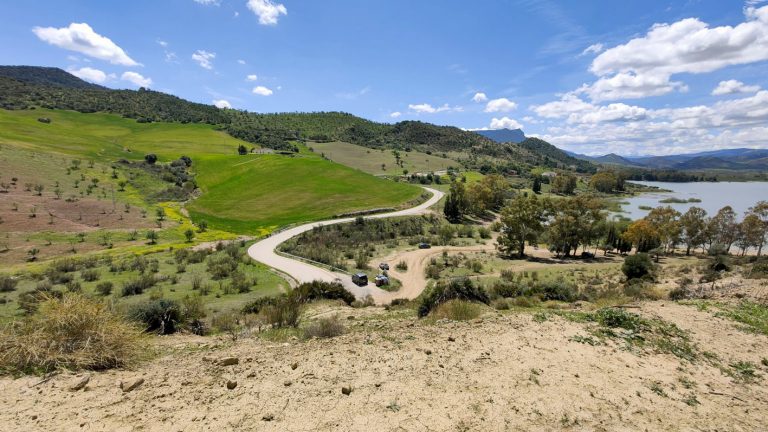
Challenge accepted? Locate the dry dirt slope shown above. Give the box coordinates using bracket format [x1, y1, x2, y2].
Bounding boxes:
[0, 302, 766, 431]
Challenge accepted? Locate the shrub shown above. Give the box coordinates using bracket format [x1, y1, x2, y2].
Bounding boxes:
[65, 281, 82, 293]
[0, 294, 146, 373]
[128, 299, 183, 335]
[395, 261, 408, 271]
[293, 280, 355, 305]
[594, 308, 644, 331]
[0, 275, 18, 293]
[261, 295, 302, 328]
[206, 253, 239, 279]
[80, 269, 100, 282]
[95, 281, 114, 296]
[45, 269, 73, 285]
[491, 281, 522, 298]
[304, 315, 345, 339]
[418, 277, 489, 317]
[622, 253, 654, 280]
[533, 280, 578, 302]
[432, 299, 484, 321]
[121, 275, 157, 296]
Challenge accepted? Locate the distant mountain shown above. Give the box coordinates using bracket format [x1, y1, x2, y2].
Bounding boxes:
[474, 128, 526, 143]
[566, 147, 768, 171]
[0, 65, 106, 90]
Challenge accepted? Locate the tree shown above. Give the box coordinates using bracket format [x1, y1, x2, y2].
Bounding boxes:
[196, 219, 208, 233]
[708, 206, 738, 253]
[443, 191, 462, 223]
[748, 201, 768, 256]
[622, 219, 659, 253]
[466, 174, 509, 214]
[532, 176, 541, 194]
[622, 253, 653, 280]
[145, 230, 159, 245]
[645, 206, 681, 253]
[184, 229, 195, 243]
[737, 214, 764, 256]
[496, 195, 546, 258]
[33, 184, 44, 196]
[589, 171, 618, 193]
[550, 174, 576, 195]
[237, 144, 248, 155]
[156, 207, 166, 221]
[679, 207, 707, 255]
[144, 154, 158, 165]
[546, 195, 604, 257]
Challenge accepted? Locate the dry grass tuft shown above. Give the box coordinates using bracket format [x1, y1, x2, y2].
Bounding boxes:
[0, 294, 148, 374]
[304, 315, 345, 339]
[432, 299, 484, 321]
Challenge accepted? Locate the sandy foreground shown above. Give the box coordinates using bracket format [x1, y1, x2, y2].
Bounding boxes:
[1, 301, 766, 432]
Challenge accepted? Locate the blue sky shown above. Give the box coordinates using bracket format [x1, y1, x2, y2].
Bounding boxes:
[1, 0, 767, 155]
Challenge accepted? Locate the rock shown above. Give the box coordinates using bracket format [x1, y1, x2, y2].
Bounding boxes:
[283, 380, 292, 387]
[226, 380, 238, 390]
[70, 375, 90, 391]
[219, 357, 239, 366]
[341, 386, 352, 396]
[448, 336, 455, 342]
[120, 378, 144, 393]
[262, 414, 274, 421]
[291, 362, 298, 370]
[425, 349, 432, 355]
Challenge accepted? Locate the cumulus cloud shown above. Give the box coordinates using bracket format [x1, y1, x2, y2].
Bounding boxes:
[711, 79, 761, 96]
[193, 0, 220, 5]
[531, 93, 594, 118]
[581, 43, 604, 55]
[213, 99, 232, 109]
[238, 59, 246, 65]
[67, 67, 113, 84]
[490, 117, 524, 130]
[408, 103, 461, 114]
[252, 85, 273, 96]
[472, 92, 488, 102]
[121, 71, 152, 87]
[484, 97, 517, 113]
[389, 111, 402, 118]
[582, 5, 768, 101]
[192, 50, 216, 69]
[246, 74, 258, 81]
[32, 22, 138, 66]
[247, 0, 287, 25]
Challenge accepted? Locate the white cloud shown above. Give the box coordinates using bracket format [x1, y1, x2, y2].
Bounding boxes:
[531, 93, 594, 118]
[472, 92, 488, 102]
[581, 43, 604, 55]
[572, 103, 648, 123]
[408, 103, 461, 114]
[247, 0, 287, 25]
[582, 5, 768, 101]
[67, 67, 113, 84]
[213, 99, 232, 109]
[193, 0, 220, 5]
[157, 40, 168, 48]
[246, 74, 258, 81]
[192, 50, 216, 69]
[121, 71, 152, 87]
[484, 97, 517, 113]
[32, 22, 139, 66]
[252, 85, 273, 96]
[238, 59, 246, 65]
[389, 111, 402, 119]
[711, 79, 761, 96]
[489, 117, 524, 130]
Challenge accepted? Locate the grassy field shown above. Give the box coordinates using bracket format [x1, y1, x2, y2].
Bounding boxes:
[0, 109, 423, 234]
[309, 141, 458, 175]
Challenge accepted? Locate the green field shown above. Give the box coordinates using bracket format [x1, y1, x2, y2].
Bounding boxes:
[309, 141, 458, 175]
[0, 109, 423, 234]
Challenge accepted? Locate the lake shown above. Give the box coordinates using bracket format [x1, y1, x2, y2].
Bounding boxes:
[617, 181, 768, 220]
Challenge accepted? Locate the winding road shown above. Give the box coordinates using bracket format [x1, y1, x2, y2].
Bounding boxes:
[247, 187, 444, 303]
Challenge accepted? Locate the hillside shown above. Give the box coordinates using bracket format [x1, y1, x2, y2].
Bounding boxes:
[574, 148, 768, 171]
[0, 66, 594, 175]
[474, 128, 526, 143]
[517, 137, 595, 173]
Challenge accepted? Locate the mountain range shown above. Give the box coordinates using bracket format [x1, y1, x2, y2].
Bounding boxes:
[474, 128, 526, 144]
[568, 148, 768, 171]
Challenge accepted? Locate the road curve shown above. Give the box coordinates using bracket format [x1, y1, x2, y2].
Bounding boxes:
[247, 187, 445, 303]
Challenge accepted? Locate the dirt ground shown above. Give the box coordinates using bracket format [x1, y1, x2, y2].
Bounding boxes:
[1, 301, 766, 432]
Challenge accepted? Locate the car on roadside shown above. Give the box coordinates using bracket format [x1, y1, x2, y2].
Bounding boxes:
[351, 273, 368, 286]
[418, 242, 431, 249]
[379, 263, 389, 271]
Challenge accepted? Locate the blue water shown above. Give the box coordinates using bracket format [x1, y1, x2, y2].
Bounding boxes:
[618, 181, 768, 220]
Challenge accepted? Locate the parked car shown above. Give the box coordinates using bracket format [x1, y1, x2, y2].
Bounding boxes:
[351, 273, 368, 286]
[374, 274, 390, 287]
[379, 263, 390, 271]
[418, 242, 431, 249]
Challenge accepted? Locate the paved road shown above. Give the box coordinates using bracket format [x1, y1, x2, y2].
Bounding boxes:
[247, 187, 444, 303]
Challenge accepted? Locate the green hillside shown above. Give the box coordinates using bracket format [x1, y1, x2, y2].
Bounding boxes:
[309, 141, 458, 175]
[0, 108, 421, 234]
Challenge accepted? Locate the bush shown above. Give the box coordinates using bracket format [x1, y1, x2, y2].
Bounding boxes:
[418, 277, 489, 317]
[622, 253, 654, 280]
[395, 261, 408, 271]
[95, 281, 114, 296]
[594, 308, 644, 331]
[0, 294, 146, 373]
[261, 295, 302, 328]
[432, 299, 484, 321]
[293, 280, 355, 305]
[206, 253, 239, 279]
[304, 315, 345, 339]
[0, 275, 18, 293]
[128, 299, 183, 334]
[80, 269, 100, 282]
[121, 275, 157, 296]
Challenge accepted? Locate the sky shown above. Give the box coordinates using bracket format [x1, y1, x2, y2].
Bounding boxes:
[1, 0, 767, 156]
